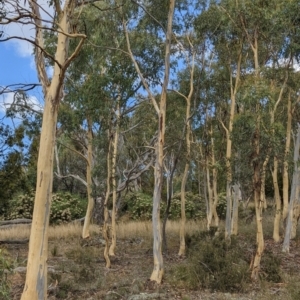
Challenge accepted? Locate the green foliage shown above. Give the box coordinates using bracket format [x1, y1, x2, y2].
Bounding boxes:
[168, 192, 206, 220]
[6, 191, 86, 224]
[0, 249, 12, 300]
[50, 193, 86, 224]
[123, 192, 206, 220]
[6, 190, 35, 220]
[124, 192, 156, 220]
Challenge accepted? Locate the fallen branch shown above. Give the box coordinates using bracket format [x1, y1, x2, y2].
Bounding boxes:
[0, 223, 31, 230]
[0, 219, 32, 226]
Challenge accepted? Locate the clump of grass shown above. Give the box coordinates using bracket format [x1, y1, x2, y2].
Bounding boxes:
[260, 249, 282, 283]
[0, 249, 12, 300]
[65, 246, 95, 265]
[51, 244, 59, 257]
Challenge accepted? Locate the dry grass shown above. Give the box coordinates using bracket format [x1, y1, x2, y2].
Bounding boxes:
[0, 220, 207, 241]
[2, 216, 300, 300]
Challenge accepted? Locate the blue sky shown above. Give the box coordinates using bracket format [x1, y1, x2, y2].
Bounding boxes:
[0, 0, 52, 118]
[0, 44, 37, 85]
[0, 35, 43, 124]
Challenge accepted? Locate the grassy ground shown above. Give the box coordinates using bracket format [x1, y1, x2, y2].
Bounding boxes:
[1, 215, 300, 300]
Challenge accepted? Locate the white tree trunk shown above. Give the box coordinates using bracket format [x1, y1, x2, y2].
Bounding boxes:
[272, 156, 281, 242]
[282, 125, 300, 253]
[109, 99, 120, 256]
[231, 183, 241, 235]
[82, 117, 94, 239]
[282, 93, 292, 222]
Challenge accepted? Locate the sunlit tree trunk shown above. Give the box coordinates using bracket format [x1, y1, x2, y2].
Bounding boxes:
[21, 1, 85, 299]
[210, 132, 219, 228]
[282, 92, 292, 222]
[272, 156, 281, 242]
[282, 125, 300, 253]
[103, 133, 112, 268]
[260, 156, 269, 210]
[224, 49, 242, 239]
[82, 116, 94, 239]
[231, 183, 241, 235]
[109, 97, 120, 256]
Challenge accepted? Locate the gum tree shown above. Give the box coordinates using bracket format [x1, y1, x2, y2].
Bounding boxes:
[1, 0, 86, 298]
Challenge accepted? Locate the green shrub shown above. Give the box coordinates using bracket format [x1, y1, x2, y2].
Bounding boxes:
[168, 192, 206, 220]
[123, 192, 206, 221]
[50, 192, 86, 224]
[6, 191, 86, 224]
[124, 192, 156, 220]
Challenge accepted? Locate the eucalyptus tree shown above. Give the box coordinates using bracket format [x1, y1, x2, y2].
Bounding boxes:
[122, 0, 176, 283]
[195, 1, 244, 238]
[1, 0, 87, 298]
[229, 0, 292, 279]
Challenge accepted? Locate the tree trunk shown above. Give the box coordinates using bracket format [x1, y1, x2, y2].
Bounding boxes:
[109, 99, 120, 256]
[150, 0, 175, 284]
[103, 133, 112, 268]
[224, 49, 242, 239]
[178, 162, 188, 256]
[178, 48, 194, 256]
[82, 116, 94, 239]
[260, 155, 269, 210]
[282, 92, 292, 222]
[231, 183, 240, 235]
[272, 156, 281, 242]
[206, 161, 214, 230]
[225, 182, 232, 239]
[251, 127, 264, 280]
[211, 138, 219, 228]
[21, 98, 58, 300]
[282, 125, 300, 252]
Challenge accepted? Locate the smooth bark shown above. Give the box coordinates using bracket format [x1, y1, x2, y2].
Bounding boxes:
[82, 116, 94, 239]
[109, 98, 120, 256]
[282, 125, 300, 253]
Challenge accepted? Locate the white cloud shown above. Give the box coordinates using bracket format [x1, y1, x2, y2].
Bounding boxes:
[0, 92, 43, 115]
[2, 0, 54, 58]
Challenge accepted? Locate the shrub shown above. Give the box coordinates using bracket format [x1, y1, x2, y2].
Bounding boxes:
[168, 192, 206, 220]
[123, 192, 206, 221]
[172, 232, 251, 293]
[50, 192, 86, 224]
[6, 191, 86, 224]
[123, 192, 157, 220]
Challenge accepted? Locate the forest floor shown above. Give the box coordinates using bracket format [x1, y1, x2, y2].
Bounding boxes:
[2, 218, 300, 300]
